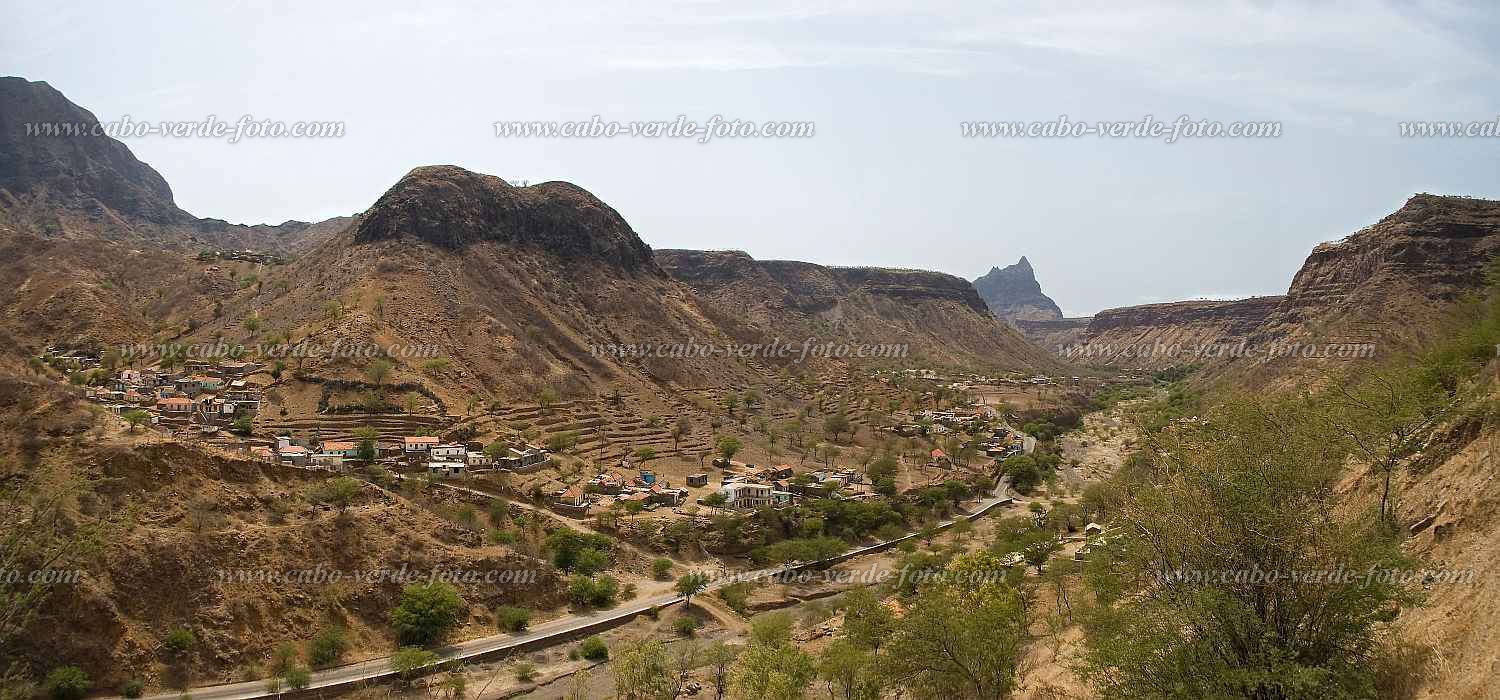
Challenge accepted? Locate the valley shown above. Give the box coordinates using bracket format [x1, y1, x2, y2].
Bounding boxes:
[2, 70, 1499, 700]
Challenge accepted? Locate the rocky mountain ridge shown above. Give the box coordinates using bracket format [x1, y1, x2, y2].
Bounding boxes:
[656, 249, 1057, 371]
[972, 256, 1064, 322]
[0, 76, 340, 253]
[1034, 194, 1500, 377]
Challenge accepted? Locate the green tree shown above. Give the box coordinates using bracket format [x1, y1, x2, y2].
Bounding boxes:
[882, 557, 1029, 699]
[122, 410, 151, 432]
[675, 571, 710, 608]
[817, 640, 881, 700]
[1078, 393, 1421, 700]
[391, 647, 438, 686]
[283, 665, 311, 690]
[652, 558, 674, 580]
[613, 639, 674, 700]
[306, 626, 349, 667]
[483, 440, 510, 460]
[704, 642, 738, 700]
[716, 436, 742, 463]
[728, 613, 815, 699]
[537, 386, 559, 415]
[312, 476, 362, 514]
[496, 606, 531, 632]
[365, 358, 394, 385]
[353, 426, 379, 463]
[822, 413, 851, 441]
[391, 582, 465, 646]
[839, 587, 895, 652]
[580, 635, 609, 661]
[42, 666, 91, 700]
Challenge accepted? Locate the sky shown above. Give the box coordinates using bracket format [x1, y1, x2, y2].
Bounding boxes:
[4, 0, 1499, 316]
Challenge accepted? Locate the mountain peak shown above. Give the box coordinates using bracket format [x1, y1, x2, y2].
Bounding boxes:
[352, 165, 653, 268]
[972, 255, 1063, 322]
[0, 76, 183, 225]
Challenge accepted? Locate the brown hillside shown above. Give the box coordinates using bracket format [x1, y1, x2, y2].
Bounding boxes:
[656, 249, 1059, 372]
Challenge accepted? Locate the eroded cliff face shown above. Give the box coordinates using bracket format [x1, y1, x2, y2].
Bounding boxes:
[655, 249, 1057, 370]
[1015, 317, 1092, 353]
[1052, 297, 1284, 370]
[1251, 195, 1500, 352]
[1047, 195, 1500, 377]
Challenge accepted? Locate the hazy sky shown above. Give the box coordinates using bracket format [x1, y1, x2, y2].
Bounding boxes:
[4, 1, 1499, 316]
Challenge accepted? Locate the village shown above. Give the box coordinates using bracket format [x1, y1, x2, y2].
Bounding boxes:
[50, 344, 1052, 532]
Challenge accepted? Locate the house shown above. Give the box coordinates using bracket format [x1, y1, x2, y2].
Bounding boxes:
[157, 397, 193, 415]
[218, 361, 260, 377]
[403, 436, 440, 456]
[322, 441, 359, 458]
[249, 445, 275, 461]
[278, 445, 309, 466]
[751, 465, 795, 481]
[719, 482, 774, 509]
[431, 443, 467, 461]
[191, 375, 225, 392]
[310, 453, 345, 469]
[647, 484, 687, 507]
[465, 451, 494, 468]
[500, 445, 549, 472]
[589, 471, 628, 494]
[686, 473, 709, 487]
[1084, 522, 1105, 537]
[554, 485, 590, 514]
[930, 448, 950, 466]
[428, 461, 467, 479]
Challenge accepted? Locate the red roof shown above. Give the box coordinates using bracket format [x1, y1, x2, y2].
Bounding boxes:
[930, 448, 947, 459]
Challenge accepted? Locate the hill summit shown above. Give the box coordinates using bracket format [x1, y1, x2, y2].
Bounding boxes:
[353, 165, 653, 268]
[973, 256, 1064, 322]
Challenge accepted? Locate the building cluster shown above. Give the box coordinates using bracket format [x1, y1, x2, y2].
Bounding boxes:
[713, 463, 862, 509]
[196, 249, 287, 265]
[78, 357, 263, 431]
[249, 433, 552, 478]
[553, 460, 689, 516]
[976, 426, 1034, 459]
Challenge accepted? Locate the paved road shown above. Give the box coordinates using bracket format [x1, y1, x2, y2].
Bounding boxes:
[130, 478, 1019, 699]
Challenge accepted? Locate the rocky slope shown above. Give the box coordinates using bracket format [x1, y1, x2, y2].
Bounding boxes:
[1046, 195, 1500, 377]
[657, 249, 1059, 371]
[1014, 316, 1092, 354]
[1239, 195, 1500, 373]
[0, 76, 341, 253]
[972, 256, 1064, 322]
[1067, 297, 1284, 369]
[0, 370, 568, 691]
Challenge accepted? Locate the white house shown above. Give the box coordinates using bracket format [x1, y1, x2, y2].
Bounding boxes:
[431, 443, 467, 461]
[719, 482, 774, 509]
[428, 461, 467, 479]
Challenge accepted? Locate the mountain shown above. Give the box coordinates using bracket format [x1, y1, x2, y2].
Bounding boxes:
[1060, 297, 1283, 370]
[0, 76, 341, 253]
[1042, 194, 1500, 377]
[973, 256, 1064, 323]
[0, 78, 354, 350]
[657, 249, 1059, 371]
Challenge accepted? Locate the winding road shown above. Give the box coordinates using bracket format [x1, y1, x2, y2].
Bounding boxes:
[129, 478, 1019, 699]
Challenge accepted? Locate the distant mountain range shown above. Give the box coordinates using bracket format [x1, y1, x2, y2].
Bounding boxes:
[0, 76, 1053, 402]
